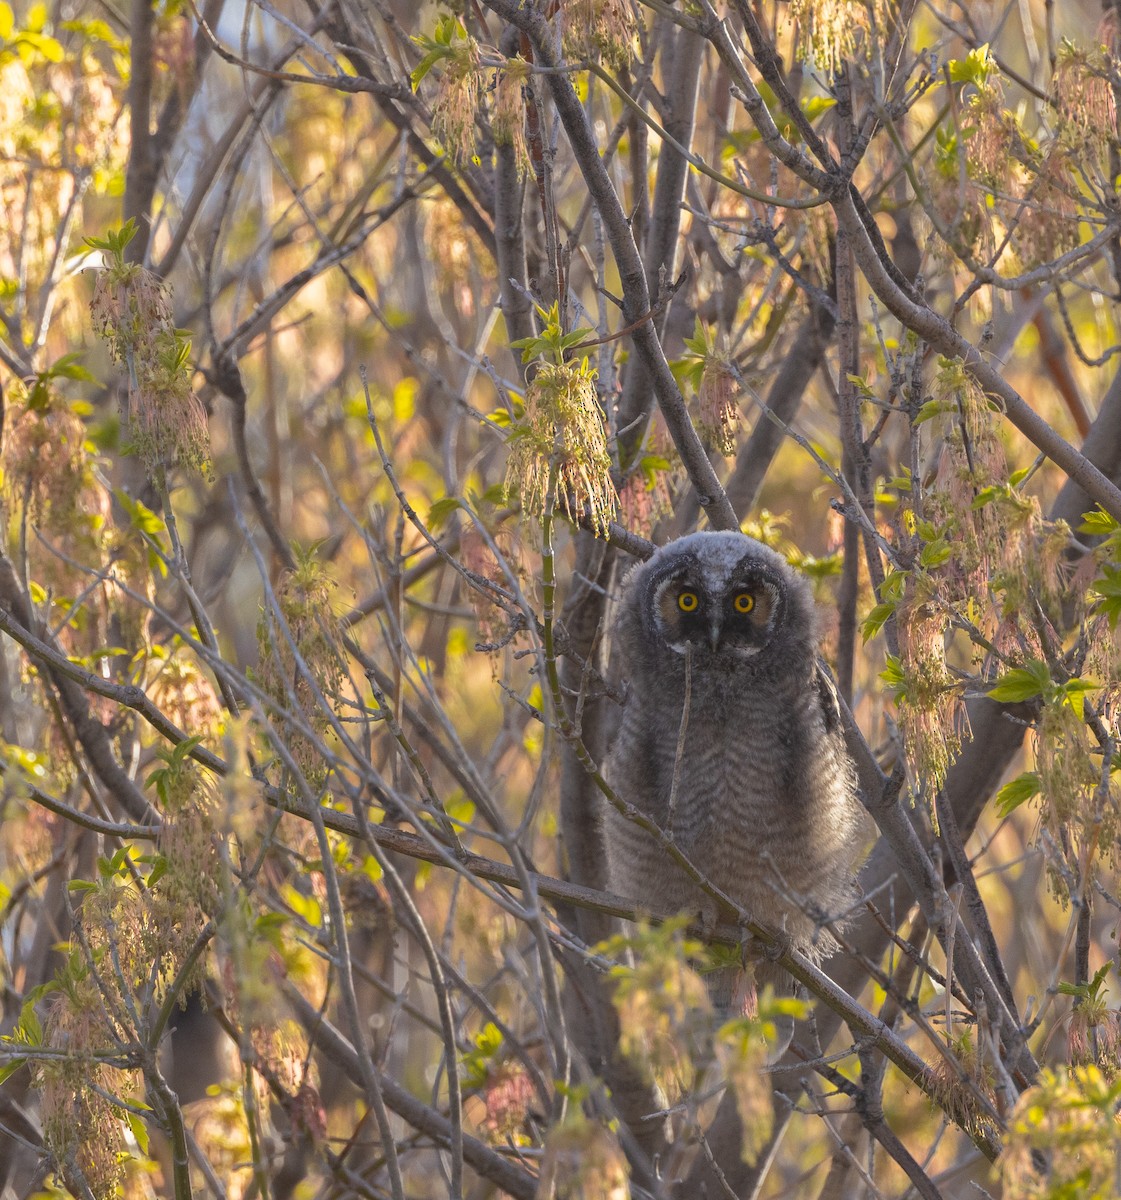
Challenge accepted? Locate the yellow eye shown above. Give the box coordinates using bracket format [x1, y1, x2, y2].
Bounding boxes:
[733, 592, 755, 614]
[678, 591, 699, 613]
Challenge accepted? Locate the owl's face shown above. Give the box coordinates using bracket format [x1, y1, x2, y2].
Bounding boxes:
[651, 560, 779, 659]
[625, 532, 812, 670]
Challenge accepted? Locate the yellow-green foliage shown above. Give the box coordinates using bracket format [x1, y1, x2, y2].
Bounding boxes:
[1000, 1066, 1121, 1200]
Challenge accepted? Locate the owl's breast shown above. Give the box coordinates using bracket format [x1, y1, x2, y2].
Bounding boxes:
[663, 720, 795, 844]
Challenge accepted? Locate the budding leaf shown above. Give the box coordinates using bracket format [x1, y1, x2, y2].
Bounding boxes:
[947, 44, 993, 87]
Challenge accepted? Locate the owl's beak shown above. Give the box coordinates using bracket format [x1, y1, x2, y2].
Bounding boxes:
[708, 621, 722, 653]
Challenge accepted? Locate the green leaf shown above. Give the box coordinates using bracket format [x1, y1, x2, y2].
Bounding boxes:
[796, 552, 842, 580]
[1058, 677, 1098, 711]
[434, 14, 466, 43]
[879, 654, 906, 689]
[0, 1058, 26, 1085]
[285, 886, 323, 929]
[17, 996, 42, 1046]
[682, 315, 711, 358]
[947, 43, 992, 87]
[97, 845, 136, 880]
[801, 95, 836, 121]
[639, 454, 670, 487]
[83, 218, 138, 262]
[460, 1020, 504, 1088]
[879, 569, 907, 604]
[919, 540, 952, 568]
[861, 602, 895, 643]
[446, 794, 476, 825]
[50, 352, 97, 382]
[249, 911, 287, 952]
[427, 495, 461, 530]
[114, 491, 166, 538]
[987, 660, 1050, 703]
[509, 302, 593, 365]
[971, 484, 1003, 510]
[126, 1109, 150, 1154]
[113, 488, 169, 576]
[1058, 963, 1112, 1001]
[670, 354, 705, 389]
[410, 47, 447, 90]
[485, 405, 515, 429]
[994, 772, 1040, 817]
[510, 333, 549, 363]
[168, 734, 203, 766]
[1088, 961, 1113, 1000]
[145, 855, 168, 889]
[914, 397, 949, 425]
[475, 1021, 502, 1055]
[558, 326, 594, 351]
[1091, 564, 1121, 627]
[1080, 507, 1120, 537]
[845, 373, 870, 395]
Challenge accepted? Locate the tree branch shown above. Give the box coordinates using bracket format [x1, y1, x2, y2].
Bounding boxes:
[480, 0, 738, 528]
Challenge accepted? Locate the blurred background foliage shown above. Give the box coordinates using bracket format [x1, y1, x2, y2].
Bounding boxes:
[1, 0, 1121, 1196]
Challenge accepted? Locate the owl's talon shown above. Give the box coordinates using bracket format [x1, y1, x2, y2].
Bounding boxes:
[740, 927, 792, 964]
[762, 932, 793, 963]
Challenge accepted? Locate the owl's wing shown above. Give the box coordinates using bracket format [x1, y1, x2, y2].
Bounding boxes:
[813, 659, 843, 736]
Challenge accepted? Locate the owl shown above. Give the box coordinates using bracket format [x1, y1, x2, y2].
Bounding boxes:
[603, 531, 868, 1013]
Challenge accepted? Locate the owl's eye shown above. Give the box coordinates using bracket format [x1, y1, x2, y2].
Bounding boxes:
[733, 592, 755, 614]
[677, 590, 699, 613]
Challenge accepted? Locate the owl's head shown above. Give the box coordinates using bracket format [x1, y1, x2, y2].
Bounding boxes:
[618, 531, 817, 672]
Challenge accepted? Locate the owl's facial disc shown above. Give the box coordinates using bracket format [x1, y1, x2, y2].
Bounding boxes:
[651, 568, 780, 659]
